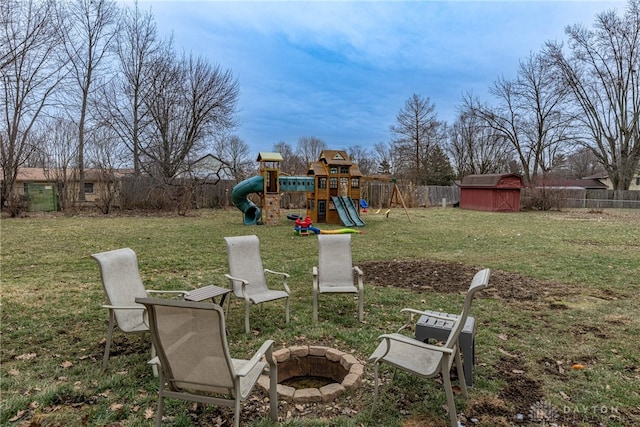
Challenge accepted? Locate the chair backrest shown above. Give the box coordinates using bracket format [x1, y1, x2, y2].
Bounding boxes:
[317, 234, 354, 287]
[224, 235, 267, 297]
[92, 248, 148, 332]
[444, 268, 491, 350]
[136, 298, 236, 395]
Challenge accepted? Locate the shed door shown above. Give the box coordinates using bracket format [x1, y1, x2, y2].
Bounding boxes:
[496, 190, 517, 211]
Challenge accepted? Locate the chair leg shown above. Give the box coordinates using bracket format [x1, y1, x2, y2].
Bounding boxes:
[313, 292, 318, 322]
[285, 297, 290, 324]
[245, 301, 251, 334]
[442, 364, 458, 427]
[102, 310, 116, 373]
[234, 396, 241, 427]
[156, 371, 165, 427]
[455, 349, 468, 399]
[225, 297, 231, 321]
[150, 342, 158, 377]
[269, 362, 278, 422]
[373, 363, 380, 399]
[371, 362, 380, 413]
[358, 290, 364, 322]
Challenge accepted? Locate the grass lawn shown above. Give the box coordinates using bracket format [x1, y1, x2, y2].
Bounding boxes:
[1, 207, 639, 426]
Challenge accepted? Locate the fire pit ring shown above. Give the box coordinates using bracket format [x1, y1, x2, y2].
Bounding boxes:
[258, 345, 364, 403]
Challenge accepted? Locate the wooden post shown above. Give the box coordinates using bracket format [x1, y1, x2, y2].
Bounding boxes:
[390, 182, 412, 223]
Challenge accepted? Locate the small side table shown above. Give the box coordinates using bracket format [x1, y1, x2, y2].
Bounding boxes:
[185, 285, 231, 309]
[414, 311, 476, 387]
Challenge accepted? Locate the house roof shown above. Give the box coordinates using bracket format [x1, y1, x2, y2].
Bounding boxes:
[10, 167, 127, 182]
[582, 171, 609, 180]
[583, 170, 640, 180]
[318, 150, 352, 166]
[535, 177, 608, 189]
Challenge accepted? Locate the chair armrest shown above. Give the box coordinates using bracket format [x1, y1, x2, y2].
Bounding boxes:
[400, 308, 458, 322]
[264, 269, 289, 278]
[265, 269, 291, 294]
[237, 340, 275, 377]
[353, 266, 364, 290]
[225, 274, 250, 299]
[225, 274, 249, 286]
[101, 304, 144, 310]
[378, 333, 454, 355]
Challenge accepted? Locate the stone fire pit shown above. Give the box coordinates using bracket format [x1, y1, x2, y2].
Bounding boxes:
[258, 345, 364, 403]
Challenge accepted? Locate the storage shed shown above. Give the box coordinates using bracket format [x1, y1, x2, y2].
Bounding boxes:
[459, 174, 524, 212]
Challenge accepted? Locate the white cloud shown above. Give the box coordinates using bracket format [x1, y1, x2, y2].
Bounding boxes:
[135, 0, 628, 153]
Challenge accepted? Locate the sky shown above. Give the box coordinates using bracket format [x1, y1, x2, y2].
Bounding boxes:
[138, 0, 629, 157]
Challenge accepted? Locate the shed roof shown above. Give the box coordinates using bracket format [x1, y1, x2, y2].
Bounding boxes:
[460, 173, 523, 188]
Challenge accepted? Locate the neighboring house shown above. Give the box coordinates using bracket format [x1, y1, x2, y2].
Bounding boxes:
[582, 171, 640, 191]
[533, 176, 608, 190]
[5, 167, 126, 211]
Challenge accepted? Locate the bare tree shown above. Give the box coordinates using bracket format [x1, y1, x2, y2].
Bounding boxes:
[373, 141, 398, 176]
[465, 52, 574, 185]
[99, 1, 159, 175]
[390, 94, 443, 185]
[449, 104, 514, 178]
[214, 134, 251, 181]
[565, 147, 601, 178]
[347, 144, 376, 176]
[273, 141, 305, 175]
[296, 136, 327, 165]
[546, 0, 640, 190]
[88, 127, 126, 214]
[58, 0, 118, 202]
[40, 116, 79, 210]
[142, 49, 239, 181]
[1, 0, 66, 209]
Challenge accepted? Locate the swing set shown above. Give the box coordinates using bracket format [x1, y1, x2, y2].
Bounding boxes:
[362, 177, 412, 223]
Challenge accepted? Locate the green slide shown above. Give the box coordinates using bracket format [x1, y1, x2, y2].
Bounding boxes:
[331, 196, 365, 227]
[231, 176, 264, 225]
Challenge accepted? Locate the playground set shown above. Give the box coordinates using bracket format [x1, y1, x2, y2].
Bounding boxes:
[230, 150, 367, 228]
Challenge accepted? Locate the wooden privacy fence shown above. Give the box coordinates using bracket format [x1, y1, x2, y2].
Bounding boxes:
[521, 188, 640, 209]
[170, 180, 640, 211]
[361, 182, 460, 208]
[362, 184, 640, 210]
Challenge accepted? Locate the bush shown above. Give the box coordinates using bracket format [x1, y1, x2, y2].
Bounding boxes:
[521, 187, 565, 211]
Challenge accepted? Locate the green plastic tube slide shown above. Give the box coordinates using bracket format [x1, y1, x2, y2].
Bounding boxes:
[230, 175, 264, 225]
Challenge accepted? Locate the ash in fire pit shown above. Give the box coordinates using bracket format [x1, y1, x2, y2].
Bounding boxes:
[258, 345, 364, 403]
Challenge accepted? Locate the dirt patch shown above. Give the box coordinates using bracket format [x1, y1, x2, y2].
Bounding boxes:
[360, 258, 574, 303]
